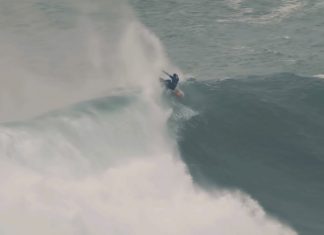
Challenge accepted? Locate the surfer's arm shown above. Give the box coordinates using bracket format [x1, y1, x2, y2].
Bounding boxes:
[163, 70, 172, 77]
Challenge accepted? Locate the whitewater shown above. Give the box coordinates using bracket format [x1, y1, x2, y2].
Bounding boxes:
[1, 0, 323, 234]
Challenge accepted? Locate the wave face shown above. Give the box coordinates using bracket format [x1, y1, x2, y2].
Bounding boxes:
[177, 73, 324, 235]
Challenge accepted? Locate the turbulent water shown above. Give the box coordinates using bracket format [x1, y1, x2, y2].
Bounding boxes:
[0, 0, 323, 234]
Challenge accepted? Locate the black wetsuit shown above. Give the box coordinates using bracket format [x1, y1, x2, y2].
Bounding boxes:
[163, 74, 179, 90]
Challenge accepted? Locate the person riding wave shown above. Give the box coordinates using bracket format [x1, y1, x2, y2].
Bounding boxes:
[160, 72, 179, 90]
[160, 71, 183, 97]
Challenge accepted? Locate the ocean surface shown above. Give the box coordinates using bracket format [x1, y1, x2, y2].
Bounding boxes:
[0, 0, 323, 234]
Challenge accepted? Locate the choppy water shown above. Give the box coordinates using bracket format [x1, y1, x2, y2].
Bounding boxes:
[0, 0, 323, 234]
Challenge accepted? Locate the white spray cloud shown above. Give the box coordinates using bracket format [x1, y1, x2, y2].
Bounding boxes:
[0, 0, 169, 122]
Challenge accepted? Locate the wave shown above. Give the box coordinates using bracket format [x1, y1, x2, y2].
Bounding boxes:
[0, 89, 297, 235]
[177, 73, 324, 235]
[0, 0, 302, 234]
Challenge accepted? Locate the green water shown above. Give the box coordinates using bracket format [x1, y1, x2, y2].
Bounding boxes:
[131, 0, 324, 79]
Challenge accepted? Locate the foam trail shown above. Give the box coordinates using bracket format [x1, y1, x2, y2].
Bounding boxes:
[0, 152, 298, 235]
[314, 74, 324, 79]
[0, 0, 298, 234]
[221, 0, 303, 23]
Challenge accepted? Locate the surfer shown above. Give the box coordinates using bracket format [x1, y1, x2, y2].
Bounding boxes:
[160, 71, 179, 90]
[160, 71, 183, 97]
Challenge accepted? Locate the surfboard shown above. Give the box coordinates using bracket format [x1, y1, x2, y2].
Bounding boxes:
[173, 88, 184, 98]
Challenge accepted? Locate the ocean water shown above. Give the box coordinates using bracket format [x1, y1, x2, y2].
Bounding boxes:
[0, 0, 323, 234]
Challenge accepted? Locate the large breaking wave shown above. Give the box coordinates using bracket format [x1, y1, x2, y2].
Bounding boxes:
[178, 73, 324, 235]
[0, 0, 299, 234]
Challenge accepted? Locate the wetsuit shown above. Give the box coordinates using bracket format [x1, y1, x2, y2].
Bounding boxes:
[163, 74, 179, 90]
